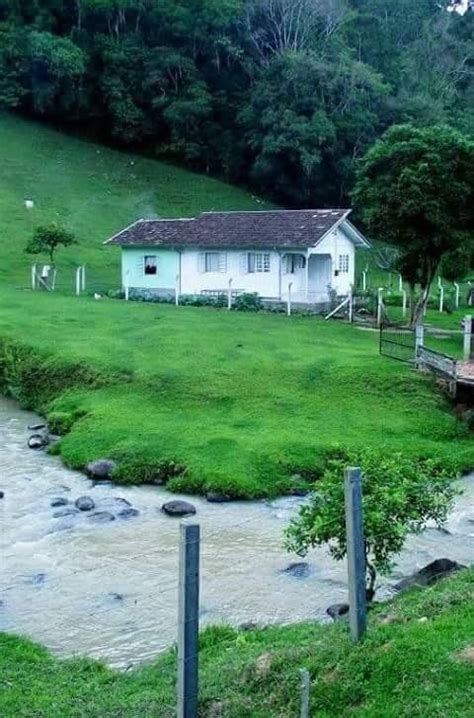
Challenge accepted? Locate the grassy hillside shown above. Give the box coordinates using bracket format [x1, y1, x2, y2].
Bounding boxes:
[1, 570, 473, 717]
[0, 113, 270, 291]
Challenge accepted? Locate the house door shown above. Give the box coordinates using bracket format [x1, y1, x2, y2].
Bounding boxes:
[281, 253, 307, 301]
[307, 254, 333, 303]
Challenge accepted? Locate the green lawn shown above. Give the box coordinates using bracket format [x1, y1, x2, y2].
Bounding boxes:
[0, 112, 270, 292]
[1, 570, 473, 717]
[0, 287, 471, 497]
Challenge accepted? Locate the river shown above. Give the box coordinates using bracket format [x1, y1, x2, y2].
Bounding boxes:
[0, 397, 472, 668]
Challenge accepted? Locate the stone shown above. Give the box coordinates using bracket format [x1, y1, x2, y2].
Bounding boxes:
[28, 434, 45, 450]
[88, 511, 115, 523]
[113, 497, 132, 507]
[0, 490, 4, 499]
[28, 423, 46, 431]
[288, 487, 309, 497]
[206, 492, 232, 503]
[86, 459, 117, 481]
[25, 573, 46, 586]
[161, 500, 196, 517]
[394, 558, 466, 592]
[117, 508, 140, 519]
[239, 622, 258, 632]
[327, 603, 349, 621]
[75, 496, 96, 512]
[109, 592, 124, 602]
[50, 497, 68, 508]
[280, 562, 310, 579]
[53, 508, 79, 518]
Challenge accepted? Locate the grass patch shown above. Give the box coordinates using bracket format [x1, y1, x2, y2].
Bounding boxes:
[0, 289, 471, 497]
[1, 570, 473, 717]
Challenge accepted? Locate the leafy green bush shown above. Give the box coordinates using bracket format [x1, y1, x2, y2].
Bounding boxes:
[286, 448, 458, 599]
[232, 293, 263, 312]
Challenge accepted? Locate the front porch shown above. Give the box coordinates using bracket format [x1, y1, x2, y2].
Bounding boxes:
[279, 251, 335, 304]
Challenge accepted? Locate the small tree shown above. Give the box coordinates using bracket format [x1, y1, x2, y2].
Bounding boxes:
[25, 225, 76, 267]
[285, 449, 457, 600]
[354, 124, 474, 326]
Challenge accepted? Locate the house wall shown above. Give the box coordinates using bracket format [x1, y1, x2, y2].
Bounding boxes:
[311, 226, 356, 296]
[180, 249, 281, 297]
[122, 247, 178, 291]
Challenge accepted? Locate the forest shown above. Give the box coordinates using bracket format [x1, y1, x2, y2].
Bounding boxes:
[0, 0, 472, 207]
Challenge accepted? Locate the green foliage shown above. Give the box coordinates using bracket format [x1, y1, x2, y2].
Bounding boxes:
[232, 292, 263, 312]
[286, 448, 458, 595]
[25, 224, 76, 266]
[354, 124, 474, 324]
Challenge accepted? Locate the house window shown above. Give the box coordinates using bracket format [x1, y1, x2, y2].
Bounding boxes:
[144, 256, 157, 275]
[248, 252, 270, 273]
[285, 254, 306, 274]
[204, 252, 226, 273]
[338, 254, 349, 273]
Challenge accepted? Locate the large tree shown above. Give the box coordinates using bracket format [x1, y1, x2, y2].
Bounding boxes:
[354, 124, 474, 325]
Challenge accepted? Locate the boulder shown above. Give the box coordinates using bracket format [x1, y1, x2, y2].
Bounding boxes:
[280, 562, 310, 579]
[88, 511, 115, 523]
[206, 491, 232, 503]
[394, 558, 466, 592]
[327, 603, 349, 621]
[117, 508, 140, 519]
[75, 496, 95, 512]
[86, 459, 117, 481]
[28, 434, 46, 450]
[50, 497, 68, 508]
[161, 500, 196, 517]
[53, 508, 79, 518]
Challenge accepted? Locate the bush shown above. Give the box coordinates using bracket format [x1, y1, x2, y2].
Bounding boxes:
[286, 448, 458, 599]
[232, 293, 263, 312]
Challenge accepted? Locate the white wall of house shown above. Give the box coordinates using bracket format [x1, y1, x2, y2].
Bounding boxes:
[121, 221, 360, 302]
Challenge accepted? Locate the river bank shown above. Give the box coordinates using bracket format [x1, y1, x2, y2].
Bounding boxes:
[1, 397, 473, 669]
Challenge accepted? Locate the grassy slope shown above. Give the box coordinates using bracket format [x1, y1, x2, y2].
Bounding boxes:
[0, 289, 472, 497]
[1, 570, 473, 717]
[0, 112, 270, 291]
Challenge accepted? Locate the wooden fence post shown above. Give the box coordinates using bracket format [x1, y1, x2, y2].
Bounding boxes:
[177, 523, 200, 718]
[344, 467, 367, 643]
[464, 315, 472, 362]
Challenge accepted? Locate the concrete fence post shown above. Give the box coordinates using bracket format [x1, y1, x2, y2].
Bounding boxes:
[376, 288, 384, 327]
[344, 467, 367, 643]
[177, 523, 200, 718]
[31, 264, 37, 290]
[464, 315, 472, 362]
[415, 323, 425, 367]
[438, 279, 444, 314]
[300, 669, 310, 718]
[362, 270, 367, 292]
[175, 274, 180, 306]
[468, 282, 473, 307]
[124, 271, 130, 301]
[228, 278, 233, 310]
[81, 265, 86, 292]
[454, 283, 460, 309]
[398, 274, 403, 292]
[76, 267, 82, 296]
[402, 289, 407, 319]
[287, 282, 293, 317]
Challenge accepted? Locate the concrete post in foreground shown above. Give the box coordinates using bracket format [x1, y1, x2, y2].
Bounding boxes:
[300, 669, 310, 718]
[287, 282, 293, 317]
[228, 278, 233, 310]
[344, 467, 367, 643]
[178, 523, 200, 718]
[464, 315, 472, 361]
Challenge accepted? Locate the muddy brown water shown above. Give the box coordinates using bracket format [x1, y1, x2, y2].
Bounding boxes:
[0, 397, 472, 668]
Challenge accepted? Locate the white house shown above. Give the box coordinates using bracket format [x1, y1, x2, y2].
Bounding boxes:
[105, 209, 370, 305]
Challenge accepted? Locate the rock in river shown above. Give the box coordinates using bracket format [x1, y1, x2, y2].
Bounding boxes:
[28, 434, 46, 450]
[327, 603, 349, 621]
[51, 497, 68, 507]
[53, 508, 80, 518]
[161, 500, 196, 517]
[75, 496, 96, 512]
[0, 490, 4, 499]
[86, 459, 117, 481]
[88, 511, 115, 524]
[28, 423, 46, 431]
[206, 491, 232, 503]
[117, 508, 140, 519]
[394, 558, 466, 592]
[280, 562, 311, 579]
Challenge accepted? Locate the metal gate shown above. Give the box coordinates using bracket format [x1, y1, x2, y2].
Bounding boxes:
[379, 323, 415, 364]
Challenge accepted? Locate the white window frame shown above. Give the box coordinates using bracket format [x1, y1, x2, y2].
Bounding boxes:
[144, 255, 157, 275]
[202, 251, 227, 273]
[338, 254, 349, 274]
[285, 254, 306, 274]
[248, 252, 270, 273]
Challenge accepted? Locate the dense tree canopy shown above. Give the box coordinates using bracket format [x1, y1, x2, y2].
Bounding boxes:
[0, 0, 472, 207]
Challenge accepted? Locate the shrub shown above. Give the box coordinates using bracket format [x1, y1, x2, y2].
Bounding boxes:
[232, 293, 263, 312]
[285, 448, 458, 599]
